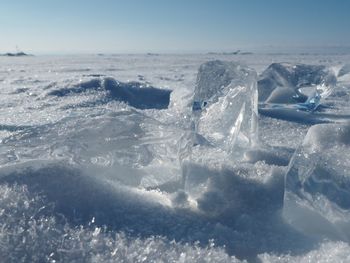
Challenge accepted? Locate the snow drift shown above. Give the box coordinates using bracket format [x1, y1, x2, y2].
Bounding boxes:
[48, 77, 172, 110]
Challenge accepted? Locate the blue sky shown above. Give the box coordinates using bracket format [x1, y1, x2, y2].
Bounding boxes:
[1, 0, 350, 54]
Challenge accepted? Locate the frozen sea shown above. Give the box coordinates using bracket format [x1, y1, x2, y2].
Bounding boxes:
[1, 52, 350, 262]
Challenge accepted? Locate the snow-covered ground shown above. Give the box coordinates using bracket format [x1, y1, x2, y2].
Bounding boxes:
[0, 53, 350, 262]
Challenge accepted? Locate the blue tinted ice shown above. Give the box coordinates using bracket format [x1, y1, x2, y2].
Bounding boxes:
[258, 63, 336, 110]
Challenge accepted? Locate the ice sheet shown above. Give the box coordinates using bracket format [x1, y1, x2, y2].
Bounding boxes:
[1, 53, 350, 262]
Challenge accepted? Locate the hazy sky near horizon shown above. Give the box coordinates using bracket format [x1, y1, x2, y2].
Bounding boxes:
[1, 0, 350, 54]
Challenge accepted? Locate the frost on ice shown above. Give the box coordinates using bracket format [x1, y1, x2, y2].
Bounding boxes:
[283, 122, 350, 241]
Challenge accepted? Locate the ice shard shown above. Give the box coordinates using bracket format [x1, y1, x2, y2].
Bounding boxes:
[180, 61, 260, 210]
[283, 122, 350, 241]
[258, 63, 336, 110]
[192, 60, 258, 153]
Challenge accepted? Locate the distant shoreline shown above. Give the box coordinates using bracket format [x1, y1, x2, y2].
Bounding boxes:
[0, 52, 32, 57]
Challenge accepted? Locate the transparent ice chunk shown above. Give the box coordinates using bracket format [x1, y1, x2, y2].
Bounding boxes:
[180, 61, 259, 206]
[0, 110, 183, 188]
[192, 60, 258, 153]
[258, 63, 336, 110]
[283, 123, 350, 241]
